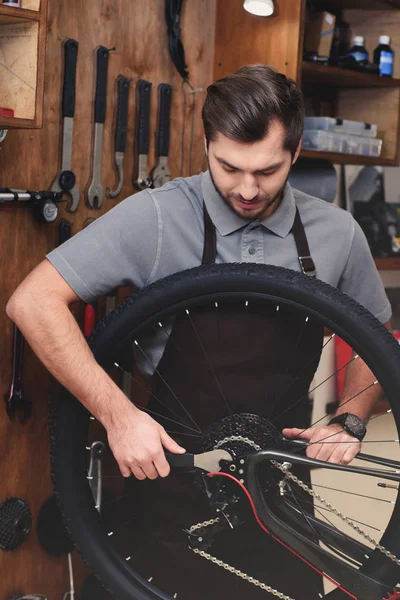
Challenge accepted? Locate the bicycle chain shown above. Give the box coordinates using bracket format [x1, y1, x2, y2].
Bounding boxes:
[271, 460, 400, 566]
[191, 548, 294, 600]
[213, 436, 262, 452]
[189, 435, 292, 598]
[189, 434, 400, 597]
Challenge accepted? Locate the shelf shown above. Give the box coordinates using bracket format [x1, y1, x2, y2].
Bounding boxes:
[0, 0, 47, 128]
[302, 62, 400, 89]
[299, 149, 397, 166]
[0, 5, 40, 24]
[374, 258, 400, 270]
[307, 0, 400, 11]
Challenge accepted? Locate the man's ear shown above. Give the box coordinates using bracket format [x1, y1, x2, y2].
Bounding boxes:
[292, 139, 302, 165]
[204, 135, 208, 154]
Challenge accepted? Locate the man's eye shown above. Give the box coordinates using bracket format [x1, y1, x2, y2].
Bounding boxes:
[258, 170, 276, 177]
[223, 167, 237, 173]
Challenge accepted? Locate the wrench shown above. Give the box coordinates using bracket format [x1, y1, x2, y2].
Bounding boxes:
[151, 83, 172, 188]
[5, 325, 32, 422]
[107, 75, 131, 198]
[51, 39, 80, 213]
[133, 79, 153, 190]
[87, 46, 111, 209]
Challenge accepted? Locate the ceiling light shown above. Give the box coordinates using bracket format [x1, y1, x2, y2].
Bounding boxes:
[243, 0, 274, 16]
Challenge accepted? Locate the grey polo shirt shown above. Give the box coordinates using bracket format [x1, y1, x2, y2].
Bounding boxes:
[47, 170, 392, 325]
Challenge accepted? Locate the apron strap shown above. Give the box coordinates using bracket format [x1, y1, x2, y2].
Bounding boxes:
[292, 208, 316, 278]
[202, 203, 217, 265]
[201, 202, 316, 277]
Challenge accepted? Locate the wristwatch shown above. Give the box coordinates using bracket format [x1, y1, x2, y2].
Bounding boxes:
[328, 413, 366, 441]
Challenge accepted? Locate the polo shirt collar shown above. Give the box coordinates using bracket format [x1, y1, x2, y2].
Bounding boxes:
[201, 170, 296, 238]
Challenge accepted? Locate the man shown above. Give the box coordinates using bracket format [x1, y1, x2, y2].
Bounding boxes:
[6, 64, 391, 483]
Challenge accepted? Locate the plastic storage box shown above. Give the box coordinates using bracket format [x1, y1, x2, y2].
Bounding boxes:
[302, 130, 382, 157]
[304, 116, 377, 138]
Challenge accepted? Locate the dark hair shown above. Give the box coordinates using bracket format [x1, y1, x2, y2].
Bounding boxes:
[202, 64, 304, 156]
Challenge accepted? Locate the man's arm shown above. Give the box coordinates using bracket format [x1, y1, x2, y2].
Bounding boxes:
[335, 320, 392, 421]
[6, 259, 184, 479]
[283, 320, 392, 464]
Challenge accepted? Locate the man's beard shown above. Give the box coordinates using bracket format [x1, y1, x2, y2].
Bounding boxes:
[209, 163, 288, 222]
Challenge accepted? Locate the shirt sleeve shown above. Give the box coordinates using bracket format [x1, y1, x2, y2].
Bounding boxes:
[46, 190, 159, 303]
[338, 218, 392, 323]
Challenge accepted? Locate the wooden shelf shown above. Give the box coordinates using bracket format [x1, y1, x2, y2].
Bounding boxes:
[308, 0, 400, 11]
[0, 0, 47, 128]
[299, 149, 397, 166]
[374, 258, 400, 270]
[302, 62, 400, 89]
[0, 5, 40, 24]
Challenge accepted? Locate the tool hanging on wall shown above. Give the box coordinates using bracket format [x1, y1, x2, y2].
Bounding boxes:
[151, 83, 172, 188]
[133, 79, 153, 190]
[87, 46, 114, 209]
[59, 218, 73, 245]
[0, 497, 32, 551]
[165, 0, 189, 81]
[0, 189, 63, 223]
[4, 325, 32, 422]
[8, 595, 47, 600]
[51, 39, 80, 213]
[165, 0, 197, 177]
[106, 75, 131, 199]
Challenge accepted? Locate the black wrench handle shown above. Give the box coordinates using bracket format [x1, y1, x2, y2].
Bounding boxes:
[136, 80, 152, 155]
[62, 38, 79, 119]
[115, 75, 131, 153]
[94, 46, 110, 124]
[157, 83, 172, 158]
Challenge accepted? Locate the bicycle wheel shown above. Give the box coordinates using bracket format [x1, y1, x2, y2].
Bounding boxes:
[50, 263, 400, 600]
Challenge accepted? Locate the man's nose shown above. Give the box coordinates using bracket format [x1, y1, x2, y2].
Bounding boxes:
[238, 175, 258, 201]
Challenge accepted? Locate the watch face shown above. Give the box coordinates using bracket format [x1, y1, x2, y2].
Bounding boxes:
[346, 414, 366, 436]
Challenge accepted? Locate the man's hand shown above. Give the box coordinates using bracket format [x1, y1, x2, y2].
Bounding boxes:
[106, 404, 186, 480]
[282, 424, 361, 465]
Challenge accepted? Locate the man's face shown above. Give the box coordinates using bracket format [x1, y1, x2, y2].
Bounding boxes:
[207, 121, 300, 221]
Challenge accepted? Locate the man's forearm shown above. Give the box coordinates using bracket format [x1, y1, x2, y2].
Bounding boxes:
[6, 294, 133, 428]
[337, 320, 392, 422]
[337, 354, 382, 422]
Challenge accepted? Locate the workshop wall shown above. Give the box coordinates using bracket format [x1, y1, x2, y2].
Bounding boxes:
[0, 0, 216, 597]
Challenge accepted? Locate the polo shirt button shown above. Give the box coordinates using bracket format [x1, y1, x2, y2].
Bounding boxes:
[249, 247, 256, 255]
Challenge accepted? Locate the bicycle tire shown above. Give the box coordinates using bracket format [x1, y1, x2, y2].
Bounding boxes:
[50, 263, 400, 600]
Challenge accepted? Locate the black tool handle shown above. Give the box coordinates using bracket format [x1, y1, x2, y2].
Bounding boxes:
[136, 80, 152, 155]
[165, 452, 194, 469]
[62, 38, 79, 119]
[157, 83, 172, 157]
[115, 75, 130, 153]
[14, 325, 24, 381]
[94, 46, 110, 124]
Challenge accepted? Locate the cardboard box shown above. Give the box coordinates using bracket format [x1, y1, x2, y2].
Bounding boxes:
[305, 11, 336, 58]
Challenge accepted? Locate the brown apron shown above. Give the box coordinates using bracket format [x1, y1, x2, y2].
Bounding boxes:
[121, 204, 325, 600]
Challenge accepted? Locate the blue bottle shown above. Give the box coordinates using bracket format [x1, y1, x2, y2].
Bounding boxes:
[348, 35, 369, 65]
[373, 35, 395, 77]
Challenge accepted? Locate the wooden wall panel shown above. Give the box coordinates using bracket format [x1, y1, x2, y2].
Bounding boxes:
[0, 0, 216, 597]
[214, 0, 305, 83]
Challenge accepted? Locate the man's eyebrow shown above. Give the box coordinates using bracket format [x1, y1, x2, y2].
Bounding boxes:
[215, 155, 284, 173]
